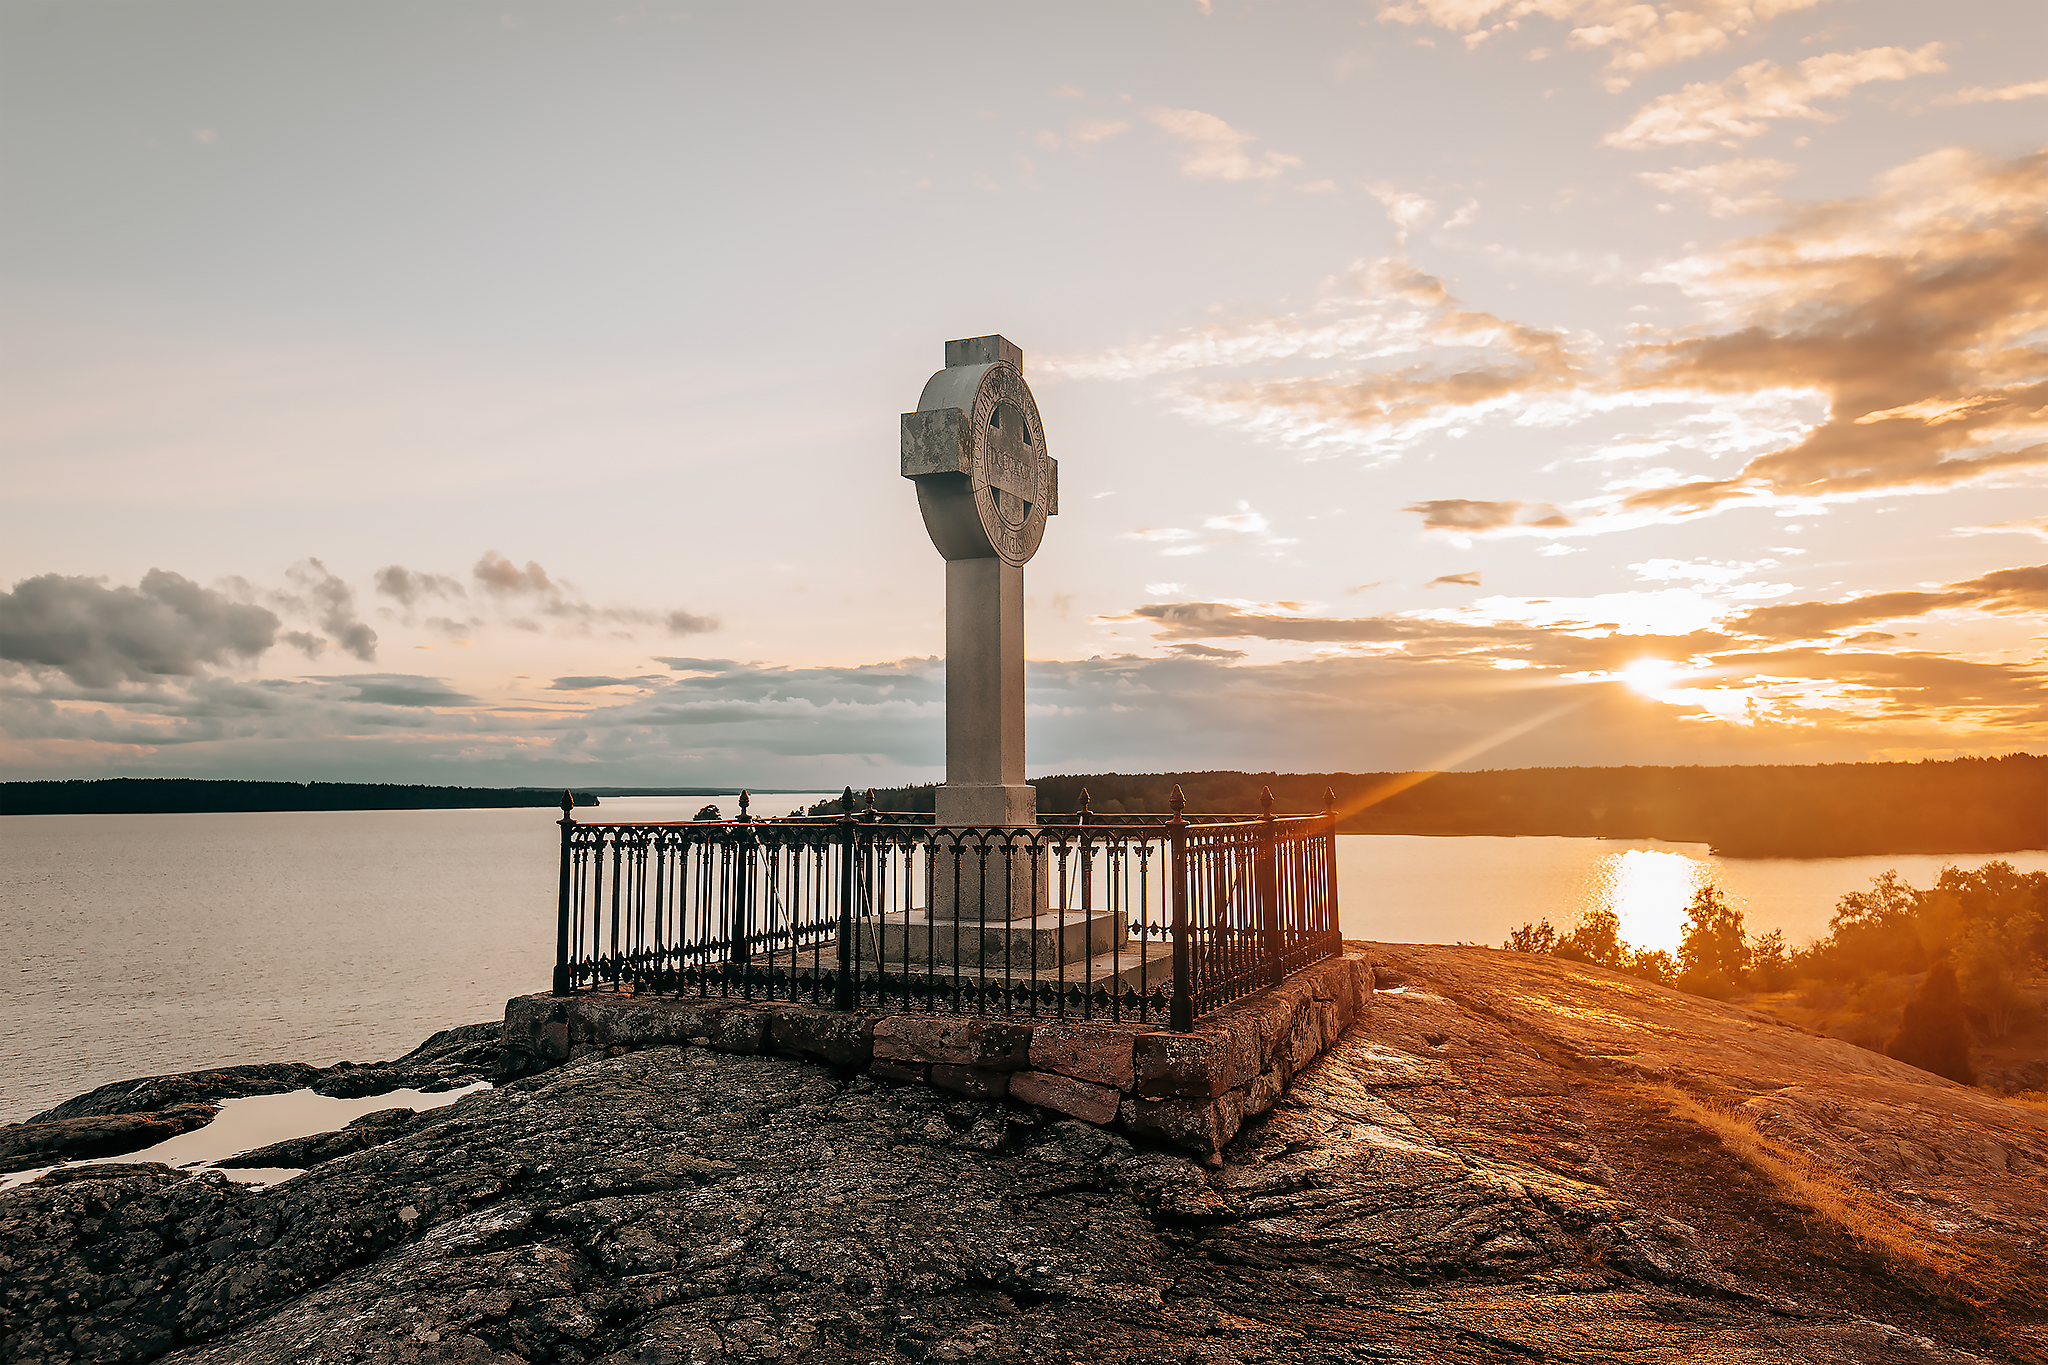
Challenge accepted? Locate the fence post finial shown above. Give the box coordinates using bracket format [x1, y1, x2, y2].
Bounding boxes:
[1170, 784, 1186, 819]
[1260, 785, 1274, 818]
[560, 789, 575, 819]
[738, 789, 751, 819]
[842, 784, 857, 815]
[1078, 787, 1092, 822]
[1324, 787, 1338, 816]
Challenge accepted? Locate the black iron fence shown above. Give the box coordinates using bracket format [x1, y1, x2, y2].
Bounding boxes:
[551, 786, 1341, 1032]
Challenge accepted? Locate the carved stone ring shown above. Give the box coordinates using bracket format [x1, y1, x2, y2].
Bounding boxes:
[900, 336, 1060, 566]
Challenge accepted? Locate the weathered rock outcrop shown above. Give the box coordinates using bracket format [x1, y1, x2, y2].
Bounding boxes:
[1367, 943, 2048, 1260]
[5, 948, 2044, 1364]
[1, 1024, 502, 1173]
[0, 1107, 221, 1176]
[25, 1065, 321, 1125]
[212, 1107, 423, 1171]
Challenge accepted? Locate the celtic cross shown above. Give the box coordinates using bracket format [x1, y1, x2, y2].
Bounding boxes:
[901, 334, 1060, 830]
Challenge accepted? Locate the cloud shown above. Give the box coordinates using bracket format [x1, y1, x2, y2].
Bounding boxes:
[1409, 499, 1540, 532]
[471, 550, 718, 637]
[1723, 563, 2048, 639]
[1123, 601, 1444, 646]
[0, 570, 280, 689]
[663, 608, 718, 635]
[1144, 107, 1301, 182]
[474, 551, 554, 597]
[1935, 79, 2048, 106]
[373, 565, 466, 607]
[7, 609, 2045, 784]
[1106, 564, 2037, 680]
[1237, 147, 2048, 536]
[1048, 148, 2048, 538]
[1377, 0, 1834, 88]
[309, 674, 477, 708]
[1122, 502, 1297, 557]
[1367, 183, 1438, 240]
[1610, 147, 2048, 516]
[655, 657, 744, 674]
[1630, 557, 1778, 586]
[1407, 499, 1574, 533]
[1428, 572, 1483, 587]
[1637, 158, 1795, 216]
[548, 675, 663, 691]
[1069, 118, 1130, 146]
[1042, 257, 1574, 396]
[1099, 552, 2048, 740]
[1606, 45, 1947, 149]
[1958, 516, 2048, 542]
[279, 558, 379, 662]
[1046, 259, 1588, 461]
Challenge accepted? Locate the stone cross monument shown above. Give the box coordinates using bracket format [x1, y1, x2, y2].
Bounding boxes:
[901, 334, 1059, 832]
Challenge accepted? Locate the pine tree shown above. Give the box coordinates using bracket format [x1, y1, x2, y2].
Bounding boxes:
[1677, 884, 1751, 998]
[1885, 959, 1976, 1084]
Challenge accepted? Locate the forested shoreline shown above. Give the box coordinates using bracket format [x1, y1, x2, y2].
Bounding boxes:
[1, 779, 600, 816]
[17, 757, 2048, 853]
[841, 755, 2048, 857]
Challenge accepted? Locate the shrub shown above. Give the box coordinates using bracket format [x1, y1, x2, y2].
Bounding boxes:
[1556, 906, 1628, 969]
[1952, 919, 2044, 1041]
[1503, 919, 1559, 954]
[1750, 929, 1793, 991]
[1628, 948, 1678, 985]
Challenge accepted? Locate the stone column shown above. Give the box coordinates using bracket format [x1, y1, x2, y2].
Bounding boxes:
[901, 334, 1058, 921]
[937, 556, 1032, 827]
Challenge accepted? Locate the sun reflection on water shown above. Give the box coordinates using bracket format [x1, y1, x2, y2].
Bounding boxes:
[1587, 848, 1712, 953]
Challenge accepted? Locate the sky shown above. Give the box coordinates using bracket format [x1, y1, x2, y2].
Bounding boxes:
[2, 0, 2046, 789]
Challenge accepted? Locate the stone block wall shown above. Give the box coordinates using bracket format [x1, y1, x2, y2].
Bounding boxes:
[499, 951, 1372, 1163]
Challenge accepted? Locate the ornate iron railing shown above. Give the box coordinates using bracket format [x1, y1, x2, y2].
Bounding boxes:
[551, 786, 1341, 1031]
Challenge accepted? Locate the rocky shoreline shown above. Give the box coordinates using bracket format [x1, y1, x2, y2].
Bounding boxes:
[4, 947, 2046, 1363]
[2, 1025, 502, 1176]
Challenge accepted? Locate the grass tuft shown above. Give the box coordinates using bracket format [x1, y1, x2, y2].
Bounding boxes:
[1650, 1084, 2032, 1309]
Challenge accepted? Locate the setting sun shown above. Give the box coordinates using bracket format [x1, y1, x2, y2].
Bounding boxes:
[1621, 658, 1689, 699]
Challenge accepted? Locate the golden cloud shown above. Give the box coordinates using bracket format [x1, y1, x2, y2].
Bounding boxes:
[1377, 0, 1834, 88]
[1111, 552, 2048, 739]
[1725, 564, 2048, 639]
[1605, 44, 1946, 149]
[1044, 147, 2048, 540]
[1619, 148, 2048, 515]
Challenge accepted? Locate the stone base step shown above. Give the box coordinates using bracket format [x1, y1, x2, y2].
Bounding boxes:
[855, 939, 1176, 995]
[868, 908, 1121, 970]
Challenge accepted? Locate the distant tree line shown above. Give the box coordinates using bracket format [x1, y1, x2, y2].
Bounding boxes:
[1, 778, 601, 816]
[817, 755, 2048, 857]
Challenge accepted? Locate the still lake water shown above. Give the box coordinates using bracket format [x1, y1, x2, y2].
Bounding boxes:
[5, 795, 2045, 1124]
